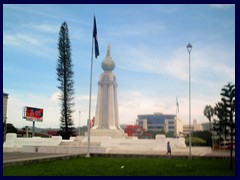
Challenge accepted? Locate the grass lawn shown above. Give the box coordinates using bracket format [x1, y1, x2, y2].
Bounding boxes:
[3, 157, 235, 176]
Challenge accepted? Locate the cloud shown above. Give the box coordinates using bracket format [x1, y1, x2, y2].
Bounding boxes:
[4, 4, 90, 26]
[4, 4, 64, 22]
[212, 64, 235, 81]
[3, 90, 96, 129]
[115, 44, 166, 75]
[4, 87, 98, 129]
[117, 90, 219, 126]
[30, 24, 60, 34]
[5, 91, 59, 129]
[50, 91, 61, 103]
[209, 4, 234, 9]
[115, 41, 235, 86]
[3, 32, 57, 59]
[5, 84, 222, 130]
[108, 22, 166, 37]
[118, 91, 175, 124]
[48, 92, 98, 127]
[3, 65, 13, 72]
[153, 5, 178, 14]
[164, 49, 189, 81]
[3, 20, 87, 60]
[28, 23, 85, 40]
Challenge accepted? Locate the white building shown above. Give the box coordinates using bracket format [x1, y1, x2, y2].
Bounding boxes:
[183, 119, 204, 136]
[3, 93, 9, 142]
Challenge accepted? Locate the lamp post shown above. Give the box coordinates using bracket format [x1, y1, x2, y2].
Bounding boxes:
[79, 111, 81, 136]
[187, 43, 192, 159]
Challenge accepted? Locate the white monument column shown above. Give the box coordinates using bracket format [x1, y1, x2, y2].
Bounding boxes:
[91, 43, 126, 137]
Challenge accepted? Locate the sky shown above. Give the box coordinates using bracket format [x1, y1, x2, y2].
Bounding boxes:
[3, 4, 235, 129]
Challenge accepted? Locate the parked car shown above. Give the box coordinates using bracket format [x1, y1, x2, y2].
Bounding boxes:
[219, 141, 234, 150]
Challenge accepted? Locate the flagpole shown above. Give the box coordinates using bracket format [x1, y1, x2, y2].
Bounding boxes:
[86, 15, 99, 158]
[86, 32, 94, 158]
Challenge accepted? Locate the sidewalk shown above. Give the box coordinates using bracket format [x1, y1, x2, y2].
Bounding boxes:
[3, 152, 85, 167]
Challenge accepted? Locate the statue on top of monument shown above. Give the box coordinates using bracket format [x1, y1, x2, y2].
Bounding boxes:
[101, 43, 115, 72]
[107, 43, 111, 57]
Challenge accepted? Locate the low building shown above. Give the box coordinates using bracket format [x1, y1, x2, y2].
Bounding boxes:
[17, 130, 50, 138]
[183, 119, 204, 136]
[124, 125, 144, 137]
[201, 122, 212, 131]
[48, 131, 60, 136]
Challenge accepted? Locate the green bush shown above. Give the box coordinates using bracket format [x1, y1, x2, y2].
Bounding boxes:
[185, 137, 206, 146]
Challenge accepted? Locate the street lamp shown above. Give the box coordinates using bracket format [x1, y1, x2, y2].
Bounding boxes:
[187, 43, 192, 159]
[79, 111, 81, 136]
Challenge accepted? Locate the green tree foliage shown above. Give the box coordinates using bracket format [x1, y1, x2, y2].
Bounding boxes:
[192, 131, 212, 146]
[185, 137, 206, 146]
[221, 83, 235, 170]
[57, 22, 75, 139]
[214, 102, 228, 142]
[3, 123, 18, 141]
[214, 82, 235, 170]
[3, 123, 18, 133]
[165, 131, 175, 138]
[203, 105, 214, 148]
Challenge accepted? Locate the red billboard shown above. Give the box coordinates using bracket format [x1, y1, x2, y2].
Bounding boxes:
[23, 107, 43, 121]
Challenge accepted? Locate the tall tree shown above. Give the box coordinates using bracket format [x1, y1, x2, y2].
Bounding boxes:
[214, 102, 228, 141]
[220, 83, 235, 170]
[213, 83, 235, 170]
[56, 22, 75, 139]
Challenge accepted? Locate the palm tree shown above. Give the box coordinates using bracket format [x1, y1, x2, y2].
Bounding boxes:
[203, 105, 214, 131]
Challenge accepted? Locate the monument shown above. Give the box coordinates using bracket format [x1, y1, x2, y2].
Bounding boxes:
[4, 44, 191, 155]
[91, 43, 126, 138]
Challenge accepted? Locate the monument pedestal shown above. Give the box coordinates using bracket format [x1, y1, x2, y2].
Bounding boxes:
[90, 129, 127, 138]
